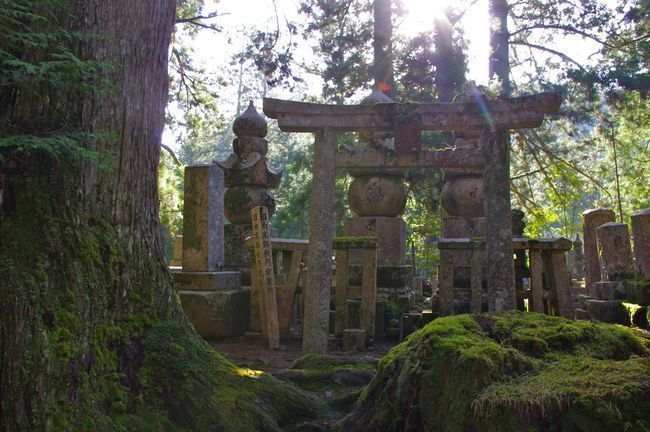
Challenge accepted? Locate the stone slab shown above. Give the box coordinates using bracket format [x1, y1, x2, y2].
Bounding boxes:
[182, 164, 225, 272]
[342, 329, 366, 351]
[583, 208, 615, 292]
[225, 224, 253, 284]
[343, 217, 406, 265]
[631, 209, 650, 279]
[596, 222, 635, 281]
[591, 281, 626, 300]
[172, 271, 241, 291]
[585, 299, 628, 325]
[179, 288, 250, 340]
[624, 279, 650, 306]
[442, 216, 485, 238]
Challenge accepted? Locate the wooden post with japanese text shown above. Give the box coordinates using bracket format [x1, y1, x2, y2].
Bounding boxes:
[251, 206, 280, 349]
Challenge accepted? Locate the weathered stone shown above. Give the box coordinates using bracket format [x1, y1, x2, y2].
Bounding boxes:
[441, 174, 484, 217]
[412, 277, 423, 296]
[348, 265, 411, 288]
[583, 208, 615, 292]
[304, 129, 337, 353]
[442, 216, 485, 237]
[631, 209, 650, 280]
[178, 288, 250, 340]
[219, 155, 281, 188]
[624, 279, 650, 306]
[233, 101, 268, 138]
[172, 271, 241, 291]
[348, 175, 408, 217]
[233, 136, 268, 156]
[483, 128, 515, 312]
[182, 164, 225, 272]
[591, 281, 626, 300]
[224, 224, 252, 284]
[343, 217, 406, 265]
[574, 308, 589, 320]
[342, 329, 366, 351]
[224, 186, 276, 225]
[596, 222, 635, 281]
[170, 235, 183, 267]
[586, 299, 628, 325]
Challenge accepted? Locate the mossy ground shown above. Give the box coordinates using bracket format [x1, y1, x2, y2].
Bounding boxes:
[340, 311, 650, 432]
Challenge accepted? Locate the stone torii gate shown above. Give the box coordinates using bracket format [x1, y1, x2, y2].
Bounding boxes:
[263, 92, 561, 353]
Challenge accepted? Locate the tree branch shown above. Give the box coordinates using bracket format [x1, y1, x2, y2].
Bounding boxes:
[510, 40, 586, 71]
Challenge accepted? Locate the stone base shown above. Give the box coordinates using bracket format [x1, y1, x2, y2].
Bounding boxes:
[574, 308, 589, 320]
[178, 288, 250, 340]
[343, 217, 406, 266]
[172, 271, 241, 291]
[348, 265, 411, 288]
[591, 281, 626, 300]
[442, 216, 485, 238]
[586, 299, 628, 325]
[624, 279, 650, 305]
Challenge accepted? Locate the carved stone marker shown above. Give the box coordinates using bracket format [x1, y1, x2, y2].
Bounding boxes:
[631, 209, 650, 280]
[583, 208, 615, 292]
[596, 222, 635, 281]
[182, 164, 225, 272]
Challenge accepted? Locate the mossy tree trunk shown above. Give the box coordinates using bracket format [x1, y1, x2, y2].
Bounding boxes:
[0, 1, 180, 429]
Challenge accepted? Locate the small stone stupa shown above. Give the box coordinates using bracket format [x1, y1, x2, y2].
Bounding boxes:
[216, 101, 282, 283]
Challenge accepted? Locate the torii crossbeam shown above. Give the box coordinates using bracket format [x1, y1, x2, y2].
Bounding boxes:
[263, 92, 562, 353]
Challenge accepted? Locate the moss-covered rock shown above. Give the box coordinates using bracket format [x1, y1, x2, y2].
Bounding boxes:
[340, 312, 650, 432]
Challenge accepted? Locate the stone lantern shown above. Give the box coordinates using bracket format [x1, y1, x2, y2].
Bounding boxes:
[216, 101, 282, 282]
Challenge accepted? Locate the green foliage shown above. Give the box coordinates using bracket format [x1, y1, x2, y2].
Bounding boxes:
[0, 0, 112, 162]
[343, 312, 650, 431]
[159, 151, 184, 235]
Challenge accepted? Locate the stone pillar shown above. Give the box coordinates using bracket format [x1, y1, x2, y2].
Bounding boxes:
[483, 127, 515, 312]
[181, 165, 225, 272]
[596, 222, 635, 281]
[343, 87, 410, 298]
[216, 101, 282, 284]
[631, 209, 650, 280]
[583, 208, 615, 292]
[303, 128, 337, 353]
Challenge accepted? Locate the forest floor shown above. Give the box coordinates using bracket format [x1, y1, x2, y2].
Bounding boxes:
[211, 334, 396, 430]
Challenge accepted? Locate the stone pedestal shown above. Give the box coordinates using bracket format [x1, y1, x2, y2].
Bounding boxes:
[596, 222, 635, 281]
[170, 235, 183, 267]
[343, 217, 405, 265]
[182, 165, 225, 272]
[631, 209, 650, 280]
[583, 208, 615, 292]
[178, 288, 250, 340]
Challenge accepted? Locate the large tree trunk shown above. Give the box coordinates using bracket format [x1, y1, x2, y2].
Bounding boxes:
[435, 7, 455, 103]
[0, 2, 178, 428]
[0, 2, 321, 430]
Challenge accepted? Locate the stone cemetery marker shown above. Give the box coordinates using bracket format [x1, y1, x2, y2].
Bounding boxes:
[631, 209, 650, 280]
[182, 164, 225, 272]
[583, 208, 615, 292]
[251, 206, 280, 349]
[596, 222, 635, 281]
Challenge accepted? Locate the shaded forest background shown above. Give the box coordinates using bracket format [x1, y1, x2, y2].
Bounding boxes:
[160, 0, 649, 278]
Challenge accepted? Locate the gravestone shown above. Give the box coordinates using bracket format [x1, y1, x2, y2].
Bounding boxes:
[172, 163, 248, 339]
[583, 208, 615, 294]
[631, 209, 650, 280]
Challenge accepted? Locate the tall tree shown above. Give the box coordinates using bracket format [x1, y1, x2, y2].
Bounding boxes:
[373, 0, 394, 97]
[489, 0, 511, 95]
[0, 1, 320, 429]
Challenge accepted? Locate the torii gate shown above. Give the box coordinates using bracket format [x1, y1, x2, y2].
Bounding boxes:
[263, 92, 562, 353]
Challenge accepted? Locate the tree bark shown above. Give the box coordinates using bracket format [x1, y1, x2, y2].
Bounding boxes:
[435, 7, 455, 103]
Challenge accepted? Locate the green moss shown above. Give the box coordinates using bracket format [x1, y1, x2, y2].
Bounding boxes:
[333, 236, 377, 249]
[341, 311, 650, 432]
[137, 320, 326, 431]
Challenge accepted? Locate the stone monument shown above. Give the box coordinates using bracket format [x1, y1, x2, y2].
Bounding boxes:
[216, 101, 282, 284]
